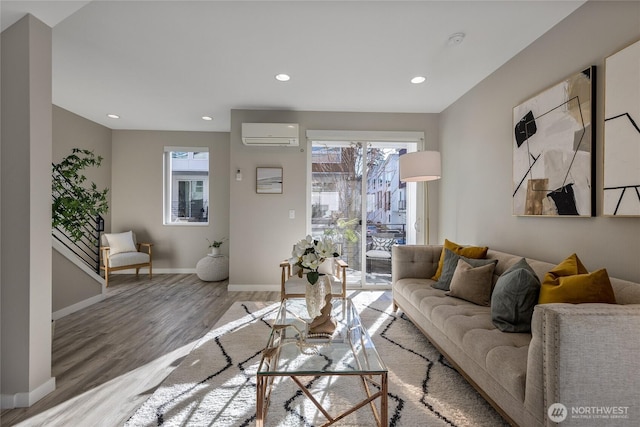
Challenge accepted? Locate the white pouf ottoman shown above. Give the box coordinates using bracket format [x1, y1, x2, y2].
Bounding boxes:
[196, 255, 229, 282]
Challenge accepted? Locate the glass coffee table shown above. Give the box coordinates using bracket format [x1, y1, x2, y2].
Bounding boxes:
[256, 297, 388, 426]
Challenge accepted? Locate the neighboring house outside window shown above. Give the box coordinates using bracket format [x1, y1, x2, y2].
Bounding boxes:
[164, 147, 209, 224]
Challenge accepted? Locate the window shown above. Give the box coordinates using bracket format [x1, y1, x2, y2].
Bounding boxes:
[164, 147, 209, 224]
[312, 146, 342, 163]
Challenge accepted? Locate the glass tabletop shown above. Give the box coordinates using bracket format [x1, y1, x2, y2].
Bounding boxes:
[258, 298, 386, 376]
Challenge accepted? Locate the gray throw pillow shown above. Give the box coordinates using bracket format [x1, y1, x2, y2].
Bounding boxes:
[446, 259, 496, 306]
[491, 258, 541, 333]
[433, 248, 497, 291]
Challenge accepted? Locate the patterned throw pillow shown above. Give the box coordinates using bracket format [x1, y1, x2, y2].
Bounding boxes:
[371, 236, 394, 251]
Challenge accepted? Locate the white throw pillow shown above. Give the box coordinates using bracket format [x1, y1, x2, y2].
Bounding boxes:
[105, 231, 137, 256]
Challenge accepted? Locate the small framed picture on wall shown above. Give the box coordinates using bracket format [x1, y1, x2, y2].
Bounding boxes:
[256, 167, 283, 194]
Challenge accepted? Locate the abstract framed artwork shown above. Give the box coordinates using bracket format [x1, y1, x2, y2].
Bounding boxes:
[256, 167, 283, 194]
[512, 66, 596, 216]
[603, 39, 640, 216]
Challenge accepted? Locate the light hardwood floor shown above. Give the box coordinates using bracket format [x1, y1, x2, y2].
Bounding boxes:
[0, 274, 280, 427]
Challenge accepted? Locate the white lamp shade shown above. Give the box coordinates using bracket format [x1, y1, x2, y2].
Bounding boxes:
[399, 151, 441, 182]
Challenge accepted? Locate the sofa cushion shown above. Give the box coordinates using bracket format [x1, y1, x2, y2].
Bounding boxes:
[541, 268, 617, 304]
[371, 236, 394, 251]
[446, 259, 496, 306]
[108, 251, 149, 268]
[432, 239, 489, 280]
[491, 258, 541, 332]
[433, 249, 498, 291]
[539, 253, 616, 304]
[104, 231, 137, 256]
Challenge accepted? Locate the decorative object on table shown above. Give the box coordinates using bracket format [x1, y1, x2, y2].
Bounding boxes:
[304, 275, 331, 319]
[256, 167, 283, 194]
[206, 237, 227, 256]
[512, 66, 596, 217]
[603, 39, 640, 216]
[290, 235, 340, 318]
[308, 293, 337, 336]
[196, 254, 228, 282]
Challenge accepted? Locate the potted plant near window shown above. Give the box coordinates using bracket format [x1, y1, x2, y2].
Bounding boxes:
[206, 237, 227, 256]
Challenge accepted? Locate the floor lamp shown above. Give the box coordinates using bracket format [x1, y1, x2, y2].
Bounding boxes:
[399, 151, 441, 244]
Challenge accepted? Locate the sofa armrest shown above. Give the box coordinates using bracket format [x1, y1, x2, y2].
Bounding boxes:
[526, 303, 640, 426]
[391, 245, 442, 284]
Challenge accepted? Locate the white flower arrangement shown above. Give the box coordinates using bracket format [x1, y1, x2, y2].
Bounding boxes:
[290, 235, 340, 285]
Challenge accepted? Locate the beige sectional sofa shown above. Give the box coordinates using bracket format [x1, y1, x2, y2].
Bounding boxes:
[392, 245, 640, 426]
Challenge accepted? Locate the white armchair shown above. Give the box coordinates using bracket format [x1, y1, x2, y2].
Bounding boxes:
[100, 230, 153, 287]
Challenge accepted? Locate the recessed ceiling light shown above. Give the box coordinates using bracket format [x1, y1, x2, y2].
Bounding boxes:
[448, 32, 466, 45]
[411, 76, 426, 84]
[275, 73, 291, 82]
[202, 116, 213, 121]
[106, 114, 120, 119]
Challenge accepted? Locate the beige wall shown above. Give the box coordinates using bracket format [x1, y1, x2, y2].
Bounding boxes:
[53, 106, 112, 231]
[111, 130, 230, 271]
[51, 106, 110, 310]
[439, 1, 640, 281]
[52, 251, 102, 312]
[1, 14, 54, 405]
[229, 109, 439, 288]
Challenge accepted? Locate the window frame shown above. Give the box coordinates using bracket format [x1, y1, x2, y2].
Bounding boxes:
[163, 146, 210, 226]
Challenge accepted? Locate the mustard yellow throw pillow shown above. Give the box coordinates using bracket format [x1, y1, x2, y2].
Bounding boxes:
[432, 239, 489, 280]
[538, 254, 616, 304]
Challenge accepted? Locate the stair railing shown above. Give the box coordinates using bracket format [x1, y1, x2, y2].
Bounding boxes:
[52, 164, 104, 273]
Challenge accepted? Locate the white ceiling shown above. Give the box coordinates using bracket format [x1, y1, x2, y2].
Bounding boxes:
[2, 1, 585, 132]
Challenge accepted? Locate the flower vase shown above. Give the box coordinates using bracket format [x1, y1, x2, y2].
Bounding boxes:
[209, 247, 220, 256]
[305, 275, 331, 318]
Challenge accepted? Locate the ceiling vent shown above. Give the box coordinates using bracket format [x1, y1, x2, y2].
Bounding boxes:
[241, 123, 299, 146]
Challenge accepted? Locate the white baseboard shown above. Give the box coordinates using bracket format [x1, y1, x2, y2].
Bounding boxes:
[154, 268, 197, 274]
[52, 293, 106, 320]
[111, 268, 196, 274]
[1, 377, 56, 409]
[227, 283, 280, 292]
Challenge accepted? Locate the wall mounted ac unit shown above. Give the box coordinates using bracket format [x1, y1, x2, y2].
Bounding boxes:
[241, 123, 299, 146]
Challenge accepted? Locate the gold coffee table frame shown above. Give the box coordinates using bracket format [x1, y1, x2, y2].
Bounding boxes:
[256, 298, 388, 427]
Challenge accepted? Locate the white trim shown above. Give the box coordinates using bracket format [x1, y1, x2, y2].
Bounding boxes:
[52, 293, 106, 320]
[227, 283, 280, 292]
[154, 268, 197, 274]
[163, 146, 209, 152]
[306, 130, 424, 143]
[112, 268, 196, 274]
[1, 377, 56, 409]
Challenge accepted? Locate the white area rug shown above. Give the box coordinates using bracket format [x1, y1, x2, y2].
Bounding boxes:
[125, 292, 508, 426]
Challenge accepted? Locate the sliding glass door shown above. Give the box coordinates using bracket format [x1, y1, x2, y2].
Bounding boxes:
[310, 140, 419, 288]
